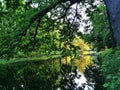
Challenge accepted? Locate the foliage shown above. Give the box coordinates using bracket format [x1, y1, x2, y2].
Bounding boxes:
[84, 2, 112, 51]
[0, 60, 60, 90]
[0, 0, 110, 89]
[73, 36, 93, 72]
[60, 36, 93, 73]
[101, 48, 120, 90]
[0, 0, 99, 59]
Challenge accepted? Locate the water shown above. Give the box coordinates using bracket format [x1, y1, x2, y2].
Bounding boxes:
[57, 69, 95, 90]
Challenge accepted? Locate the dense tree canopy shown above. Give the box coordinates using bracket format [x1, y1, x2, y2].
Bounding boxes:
[0, 0, 97, 59]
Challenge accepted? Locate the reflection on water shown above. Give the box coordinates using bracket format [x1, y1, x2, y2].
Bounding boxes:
[60, 36, 93, 72]
[56, 36, 95, 90]
[57, 69, 95, 90]
[0, 36, 96, 90]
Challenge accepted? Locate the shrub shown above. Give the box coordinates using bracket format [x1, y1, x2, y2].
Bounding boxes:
[101, 48, 120, 90]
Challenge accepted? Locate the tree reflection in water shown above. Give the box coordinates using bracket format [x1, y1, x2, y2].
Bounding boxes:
[57, 68, 95, 90]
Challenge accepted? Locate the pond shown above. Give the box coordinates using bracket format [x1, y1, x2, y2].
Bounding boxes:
[57, 68, 95, 90]
[0, 50, 98, 90]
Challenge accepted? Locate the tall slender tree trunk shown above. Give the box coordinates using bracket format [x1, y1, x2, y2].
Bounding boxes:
[104, 0, 120, 46]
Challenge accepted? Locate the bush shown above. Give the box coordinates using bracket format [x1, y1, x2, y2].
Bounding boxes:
[101, 48, 120, 90]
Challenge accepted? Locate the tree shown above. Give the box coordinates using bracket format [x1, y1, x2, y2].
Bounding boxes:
[0, 0, 96, 59]
[83, 2, 113, 51]
[104, 0, 120, 46]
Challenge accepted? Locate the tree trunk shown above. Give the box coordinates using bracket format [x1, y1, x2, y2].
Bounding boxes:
[104, 0, 120, 46]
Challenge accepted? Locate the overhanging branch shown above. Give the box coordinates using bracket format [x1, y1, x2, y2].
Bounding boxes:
[18, 0, 83, 42]
[33, 18, 41, 44]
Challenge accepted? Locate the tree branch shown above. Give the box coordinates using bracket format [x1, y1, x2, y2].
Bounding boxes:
[18, 0, 64, 42]
[33, 18, 41, 44]
[18, 0, 83, 42]
[54, 3, 72, 21]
